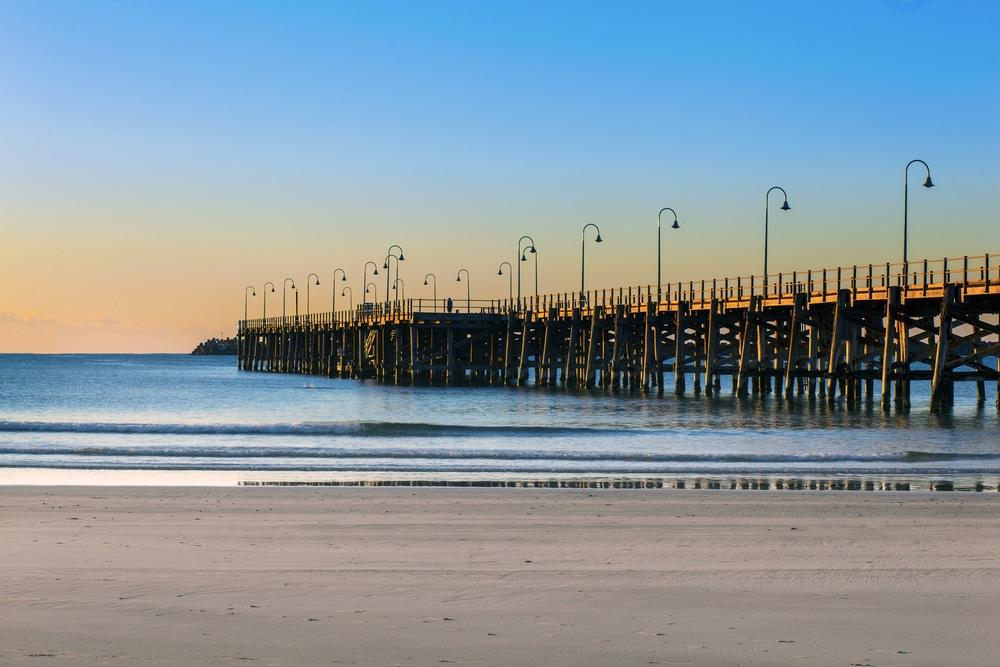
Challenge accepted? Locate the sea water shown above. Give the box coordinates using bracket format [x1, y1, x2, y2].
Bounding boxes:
[0, 354, 998, 487]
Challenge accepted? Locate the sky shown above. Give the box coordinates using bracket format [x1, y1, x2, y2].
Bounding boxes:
[1, 0, 997, 352]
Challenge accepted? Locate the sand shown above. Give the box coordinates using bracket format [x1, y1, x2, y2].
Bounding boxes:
[1, 487, 998, 666]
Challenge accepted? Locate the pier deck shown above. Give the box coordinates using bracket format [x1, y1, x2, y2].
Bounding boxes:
[238, 254, 1000, 412]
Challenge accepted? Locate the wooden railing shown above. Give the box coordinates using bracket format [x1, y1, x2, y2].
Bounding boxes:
[240, 253, 998, 329]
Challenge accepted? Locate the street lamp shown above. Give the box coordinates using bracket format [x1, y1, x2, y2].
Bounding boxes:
[363, 262, 379, 304]
[456, 268, 470, 313]
[384, 244, 404, 303]
[580, 224, 603, 304]
[332, 267, 347, 313]
[262, 282, 275, 319]
[423, 273, 437, 305]
[341, 286, 352, 311]
[903, 159, 934, 271]
[305, 273, 320, 317]
[393, 277, 405, 302]
[282, 278, 296, 321]
[498, 261, 513, 303]
[657, 207, 680, 302]
[365, 282, 377, 303]
[244, 285, 256, 322]
[763, 186, 791, 288]
[517, 235, 536, 304]
[383, 253, 400, 305]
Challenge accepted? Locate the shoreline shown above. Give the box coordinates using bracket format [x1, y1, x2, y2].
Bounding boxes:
[2, 486, 998, 665]
[1, 466, 998, 491]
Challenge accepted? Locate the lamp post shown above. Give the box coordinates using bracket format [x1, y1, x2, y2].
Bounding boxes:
[456, 269, 470, 313]
[498, 261, 513, 303]
[365, 282, 377, 304]
[522, 245, 539, 299]
[393, 277, 405, 302]
[384, 244, 404, 304]
[332, 267, 347, 313]
[262, 282, 275, 319]
[657, 208, 680, 302]
[341, 286, 352, 311]
[383, 254, 400, 305]
[580, 224, 603, 304]
[423, 273, 437, 305]
[763, 186, 791, 289]
[516, 235, 536, 305]
[244, 286, 256, 322]
[903, 159, 934, 274]
[363, 262, 379, 304]
[282, 278, 296, 321]
[305, 273, 320, 317]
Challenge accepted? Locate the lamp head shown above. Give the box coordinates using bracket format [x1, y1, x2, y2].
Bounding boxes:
[456, 275, 461, 282]
[365, 286, 370, 293]
[521, 255, 527, 262]
[398, 253, 405, 261]
[373, 267, 379, 275]
[923, 175, 934, 188]
[341, 274, 347, 281]
[529, 246, 536, 254]
[780, 200, 791, 211]
[497, 269, 503, 276]
[270, 287, 275, 293]
[251, 289, 256, 296]
[595, 233, 603, 243]
[382, 262, 388, 270]
[671, 220, 680, 230]
[423, 279, 428, 286]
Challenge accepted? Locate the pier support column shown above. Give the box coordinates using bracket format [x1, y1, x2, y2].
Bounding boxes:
[929, 285, 958, 412]
[674, 301, 687, 395]
[784, 293, 806, 400]
[880, 287, 900, 410]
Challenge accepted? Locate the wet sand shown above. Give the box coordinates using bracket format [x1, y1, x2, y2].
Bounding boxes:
[1, 487, 998, 665]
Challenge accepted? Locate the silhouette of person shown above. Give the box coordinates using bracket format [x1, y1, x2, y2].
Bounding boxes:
[446, 297, 453, 313]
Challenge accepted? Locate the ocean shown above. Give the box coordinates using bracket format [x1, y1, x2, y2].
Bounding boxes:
[0, 354, 998, 487]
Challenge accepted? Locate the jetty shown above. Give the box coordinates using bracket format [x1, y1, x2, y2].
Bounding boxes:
[238, 254, 1000, 412]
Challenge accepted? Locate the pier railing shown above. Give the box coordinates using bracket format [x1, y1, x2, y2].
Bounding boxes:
[241, 253, 998, 329]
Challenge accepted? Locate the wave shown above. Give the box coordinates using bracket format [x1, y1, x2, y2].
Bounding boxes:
[0, 442, 996, 464]
[0, 420, 637, 438]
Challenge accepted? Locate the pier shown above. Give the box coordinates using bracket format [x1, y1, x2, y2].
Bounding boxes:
[238, 254, 1000, 412]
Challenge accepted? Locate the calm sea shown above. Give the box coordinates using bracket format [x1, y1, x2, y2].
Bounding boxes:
[0, 354, 998, 486]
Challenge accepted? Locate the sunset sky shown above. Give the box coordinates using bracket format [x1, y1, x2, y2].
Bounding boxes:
[2, 1, 997, 352]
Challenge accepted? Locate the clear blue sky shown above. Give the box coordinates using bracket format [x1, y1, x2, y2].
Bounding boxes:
[1, 0, 998, 350]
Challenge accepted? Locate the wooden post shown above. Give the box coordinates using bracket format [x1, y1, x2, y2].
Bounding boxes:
[735, 296, 759, 397]
[539, 308, 555, 386]
[825, 289, 851, 403]
[446, 326, 457, 386]
[564, 308, 580, 386]
[502, 312, 515, 385]
[674, 301, 687, 395]
[641, 302, 654, 393]
[610, 304, 625, 389]
[880, 286, 900, 410]
[409, 324, 418, 385]
[517, 311, 532, 386]
[929, 284, 958, 411]
[584, 306, 603, 388]
[783, 293, 806, 399]
[704, 299, 718, 396]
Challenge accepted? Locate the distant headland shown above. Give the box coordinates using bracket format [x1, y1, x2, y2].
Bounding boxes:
[191, 337, 237, 355]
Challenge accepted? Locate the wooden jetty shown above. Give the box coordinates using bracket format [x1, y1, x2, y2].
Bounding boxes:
[238, 254, 1000, 412]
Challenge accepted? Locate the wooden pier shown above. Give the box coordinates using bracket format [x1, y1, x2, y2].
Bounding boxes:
[238, 254, 1000, 412]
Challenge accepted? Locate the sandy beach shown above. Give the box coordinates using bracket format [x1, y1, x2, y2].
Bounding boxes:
[1, 487, 998, 666]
